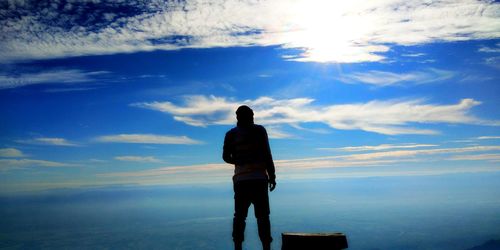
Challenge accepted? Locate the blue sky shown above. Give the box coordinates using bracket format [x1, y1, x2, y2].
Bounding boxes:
[1, 0, 500, 193]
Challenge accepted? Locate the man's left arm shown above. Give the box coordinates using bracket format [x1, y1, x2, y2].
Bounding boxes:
[261, 127, 276, 191]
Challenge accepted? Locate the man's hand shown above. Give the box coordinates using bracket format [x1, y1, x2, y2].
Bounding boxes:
[269, 179, 276, 192]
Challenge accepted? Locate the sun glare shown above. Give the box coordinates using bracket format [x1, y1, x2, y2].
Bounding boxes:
[264, 1, 388, 63]
[278, 0, 386, 63]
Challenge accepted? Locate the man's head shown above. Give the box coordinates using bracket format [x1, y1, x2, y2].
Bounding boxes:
[236, 105, 254, 125]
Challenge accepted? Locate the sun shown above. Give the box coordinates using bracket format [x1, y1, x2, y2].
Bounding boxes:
[276, 0, 387, 63]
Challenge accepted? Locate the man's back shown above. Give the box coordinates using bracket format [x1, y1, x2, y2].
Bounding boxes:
[224, 124, 271, 164]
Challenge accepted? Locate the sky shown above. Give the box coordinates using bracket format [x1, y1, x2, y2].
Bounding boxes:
[1, 0, 500, 193]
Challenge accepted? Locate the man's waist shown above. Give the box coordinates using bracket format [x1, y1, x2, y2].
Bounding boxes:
[235, 162, 267, 169]
[233, 165, 268, 182]
[234, 163, 267, 177]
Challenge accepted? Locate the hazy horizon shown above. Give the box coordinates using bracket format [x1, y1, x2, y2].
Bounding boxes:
[2, 172, 500, 249]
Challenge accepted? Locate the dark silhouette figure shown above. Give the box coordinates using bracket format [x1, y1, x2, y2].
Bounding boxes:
[223, 105, 276, 250]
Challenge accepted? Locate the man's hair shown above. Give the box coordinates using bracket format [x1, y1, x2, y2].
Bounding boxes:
[236, 105, 253, 116]
[236, 105, 254, 124]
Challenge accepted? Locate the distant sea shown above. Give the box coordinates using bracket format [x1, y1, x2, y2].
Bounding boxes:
[1, 172, 500, 250]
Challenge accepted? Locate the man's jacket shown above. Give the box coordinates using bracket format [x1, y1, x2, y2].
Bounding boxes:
[223, 123, 276, 182]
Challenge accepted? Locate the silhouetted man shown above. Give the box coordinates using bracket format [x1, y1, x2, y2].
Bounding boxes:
[223, 105, 276, 250]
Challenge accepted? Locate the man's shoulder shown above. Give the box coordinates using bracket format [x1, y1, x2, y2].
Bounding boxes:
[226, 126, 239, 135]
[253, 124, 266, 131]
[226, 124, 266, 134]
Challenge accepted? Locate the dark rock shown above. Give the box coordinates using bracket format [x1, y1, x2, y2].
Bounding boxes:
[281, 232, 348, 250]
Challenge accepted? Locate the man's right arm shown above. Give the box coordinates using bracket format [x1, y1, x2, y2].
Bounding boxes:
[222, 131, 235, 164]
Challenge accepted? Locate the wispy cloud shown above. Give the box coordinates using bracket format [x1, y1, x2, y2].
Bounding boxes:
[96, 134, 202, 145]
[0, 159, 76, 170]
[478, 43, 500, 53]
[89, 158, 108, 163]
[289, 124, 330, 134]
[338, 68, 455, 86]
[114, 156, 162, 163]
[484, 56, 500, 68]
[134, 95, 496, 135]
[1, 1, 498, 63]
[265, 126, 294, 139]
[287, 145, 500, 164]
[448, 153, 500, 161]
[0, 148, 24, 158]
[44, 87, 101, 93]
[477, 136, 500, 140]
[258, 74, 272, 78]
[401, 53, 426, 57]
[18, 137, 79, 146]
[0, 69, 108, 89]
[318, 143, 438, 152]
[101, 145, 500, 182]
[458, 74, 495, 83]
[99, 163, 229, 179]
[0, 147, 78, 170]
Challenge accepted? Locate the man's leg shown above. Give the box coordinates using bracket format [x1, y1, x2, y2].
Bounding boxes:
[253, 180, 272, 249]
[233, 181, 251, 249]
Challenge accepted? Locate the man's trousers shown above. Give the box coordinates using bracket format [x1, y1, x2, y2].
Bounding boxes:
[232, 179, 272, 244]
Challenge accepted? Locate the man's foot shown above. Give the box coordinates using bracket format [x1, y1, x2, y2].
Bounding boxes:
[235, 241, 243, 250]
[262, 242, 271, 250]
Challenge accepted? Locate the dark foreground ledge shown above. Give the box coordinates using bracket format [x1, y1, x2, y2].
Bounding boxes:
[282, 232, 348, 250]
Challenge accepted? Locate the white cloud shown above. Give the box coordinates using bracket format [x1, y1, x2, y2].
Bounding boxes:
[477, 136, 500, 140]
[44, 87, 100, 93]
[89, 158, 108, 163]
[0, 159, 75, 170]
[338, 68, 455, 86]
[35, 137, 78, 146]
[318, 143, 438, 152]
[0, 70, 108, 89]
[18, 137, 78, 146]
[134, 95, 496, 135]
[258, 74, 272, 78]
[289, 145, 500, 164]
[0, 148, 78, 170]
[0, 148, 24, 157]
[479, 47, 500, 53]
[484, 56, 500, 68]
[458, 74, 495, 83]
[448, 153, 500, 161]
[478, 43, 500, 53]
[401, 53, 426, 57]
[99, 163, 229, 179]
[114, 156, 162, 163]
[289, 124, 330, 134]
[96, 134, 203, 145]
[265, 126, 295, 139]
[1, 0, 498, 63]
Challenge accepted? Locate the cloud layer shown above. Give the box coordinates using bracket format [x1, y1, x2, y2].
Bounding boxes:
[339, 68, 455, 86]
[1, 0, 499, 63]
[114, 155, 162, 163]
[101, 144, 500, 184]
[134, 95, 495, 135]
[96, 133, 202, 145]
[0, 148, 24, 157]
[0, 146, 76, 170]
[17, 137, 80, 146]
[0, 159, 75, 170]
[0, 70, 107, 89]
[318, 143, 438, 152]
